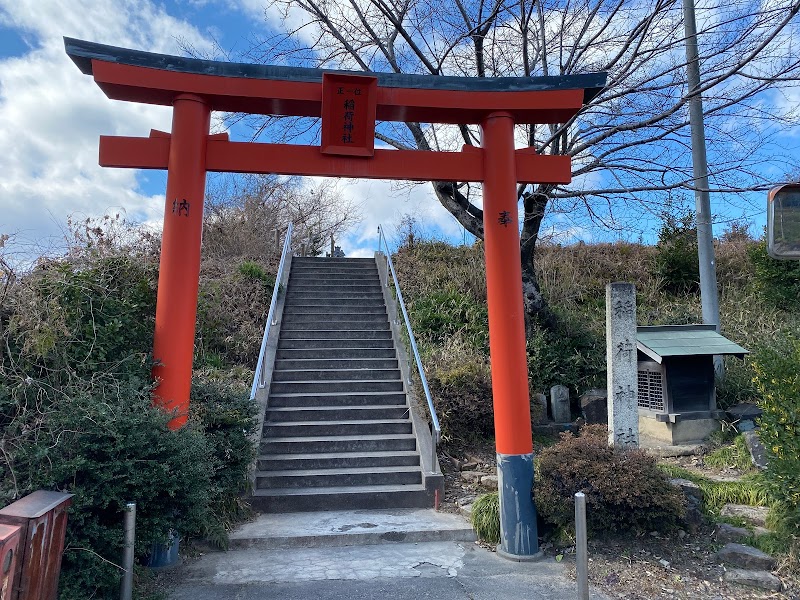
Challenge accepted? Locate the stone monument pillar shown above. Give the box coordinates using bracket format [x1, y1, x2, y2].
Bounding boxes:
[606, 282, 639, 448]
[550, 385, 571, 423]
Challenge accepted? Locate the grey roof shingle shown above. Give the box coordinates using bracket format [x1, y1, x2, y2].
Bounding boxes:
[636, 325, 748, 364]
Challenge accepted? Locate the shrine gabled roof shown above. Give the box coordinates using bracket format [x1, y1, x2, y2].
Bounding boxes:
[64, 37, 606, 105]
[636, 325, 749, 364]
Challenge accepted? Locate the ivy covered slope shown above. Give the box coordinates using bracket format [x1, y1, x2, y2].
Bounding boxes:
[0, 217, 275, 600]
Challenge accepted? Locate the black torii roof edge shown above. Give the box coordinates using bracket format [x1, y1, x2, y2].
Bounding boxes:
[64, 37, 607, 104]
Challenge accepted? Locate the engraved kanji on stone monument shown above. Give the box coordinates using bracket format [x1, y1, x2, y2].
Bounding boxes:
[606, 282, 639, 448]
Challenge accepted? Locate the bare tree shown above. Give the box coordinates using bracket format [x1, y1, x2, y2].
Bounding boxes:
[203, 175, 363, 261]
[239, 0, 800, 331]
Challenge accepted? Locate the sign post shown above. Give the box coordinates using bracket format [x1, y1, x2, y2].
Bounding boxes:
[768, 184, 800, 260]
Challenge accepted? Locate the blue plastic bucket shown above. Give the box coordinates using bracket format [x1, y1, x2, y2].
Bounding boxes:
[146, 531, 180, 569]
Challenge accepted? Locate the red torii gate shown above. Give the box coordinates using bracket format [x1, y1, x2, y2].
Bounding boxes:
[66, 37, 605, 560]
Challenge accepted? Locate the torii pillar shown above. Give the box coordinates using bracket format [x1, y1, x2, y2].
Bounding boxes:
[151, 95, 210, 429]
[65, 36, 606, 560]
[482, 112, 539, 558]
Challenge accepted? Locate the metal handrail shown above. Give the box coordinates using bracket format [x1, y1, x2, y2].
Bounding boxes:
[250, 222, 294, 401]
[377, 225, 441, 473]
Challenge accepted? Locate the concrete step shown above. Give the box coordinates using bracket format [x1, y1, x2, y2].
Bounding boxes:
[282, 296, 386, 306]
[290, 271, 379, 281]
[289, 283, 382, 293]
[260, 434, 417, 454]
[276, 347, 397, 360]
[283, 305, 388, 315]
[280, 320, 390, 332]
[257, 450, 421, 471]
[285, 291, 386, 301]
[250, 484, 431, 512]
[278, 338, 394, 350]
[279, 329, 392, 340]
[255, 466, 422, 489]
[272, 368, 401, 382]
[275, 358, 398, 371]
[292, 257, 375, 264]
[263, 419, 412, 438]
[282, 313, 389, 325]
[268, 391, 407, 408]
[227, 509, 475, 549]
[270, 380, 403, 394]
[290, 265, 378, 273]
[291, 264, 377, 273]
[266, 406, 409, 422]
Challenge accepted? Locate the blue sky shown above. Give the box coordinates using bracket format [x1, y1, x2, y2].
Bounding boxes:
[0, 0, 796, 266]
[0, 0, 466, 263]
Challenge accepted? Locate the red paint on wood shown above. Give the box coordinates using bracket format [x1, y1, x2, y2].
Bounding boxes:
[481, 113, 533, 456]
[150, 94, 210, 430]
[321, 73, 377, 156]
[90, 60, 586, 125]
[0, 491, 73, 600]
[0, 524, 21, 600]
[99, 137, 572, 184]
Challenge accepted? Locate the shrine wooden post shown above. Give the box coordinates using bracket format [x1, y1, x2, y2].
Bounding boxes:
[66, 37, 605, 559]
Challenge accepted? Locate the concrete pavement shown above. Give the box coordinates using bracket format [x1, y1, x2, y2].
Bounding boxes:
[165, 508, 611, 600]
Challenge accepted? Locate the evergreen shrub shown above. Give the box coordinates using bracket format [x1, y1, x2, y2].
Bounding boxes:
[0, 247, 258, 599]
[535, 426, 685, 535]
[652, 212, 700, 294]
[748, 240, 800, 311]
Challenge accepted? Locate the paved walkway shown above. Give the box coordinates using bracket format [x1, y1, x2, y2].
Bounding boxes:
[165, 509, 611, 600]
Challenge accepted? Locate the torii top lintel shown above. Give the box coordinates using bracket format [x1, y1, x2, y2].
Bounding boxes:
[65, 38, 606, 183]
[66, 38, 605, 125]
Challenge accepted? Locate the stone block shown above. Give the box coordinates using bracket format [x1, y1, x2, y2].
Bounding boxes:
[715, 543, 776, 570]
[580, 388, 607, 424]
[669, 478, 703, 502]
[726, 403, 763, 421]
[460, 471, 484, 482]
[742, 431, 769, 470]
[480, 475, 498, 489]
[720, 504, 769, 527]
[715, 523, 750, 544]
[639, 415, 718, 445]
[532, 393, 549, 423]
[550, 385, 571, 423]
[723, 569, 782, 591]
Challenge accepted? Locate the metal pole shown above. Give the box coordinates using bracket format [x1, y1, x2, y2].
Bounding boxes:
[120, 502, 135, 600]
[682, 0, 722, 374]
[575, 492, 589, 600]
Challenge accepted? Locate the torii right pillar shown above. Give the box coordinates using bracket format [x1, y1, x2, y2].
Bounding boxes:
[482, 112, 540, 560]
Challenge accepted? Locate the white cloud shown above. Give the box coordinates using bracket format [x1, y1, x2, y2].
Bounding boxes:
[0, 0, 216, 255]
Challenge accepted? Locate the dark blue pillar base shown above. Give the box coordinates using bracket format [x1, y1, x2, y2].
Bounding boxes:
[496, 452, 539, 558]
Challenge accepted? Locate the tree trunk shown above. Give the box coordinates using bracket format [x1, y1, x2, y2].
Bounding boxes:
[520, 189, 556, 334]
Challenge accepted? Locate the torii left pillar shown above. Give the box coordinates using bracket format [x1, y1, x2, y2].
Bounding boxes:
[152, 94, 210, 429]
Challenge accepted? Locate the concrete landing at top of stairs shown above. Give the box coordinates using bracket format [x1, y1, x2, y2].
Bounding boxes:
[229, 508, 476, 549]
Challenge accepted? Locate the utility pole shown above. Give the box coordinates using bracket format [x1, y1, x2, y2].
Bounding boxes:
[683, 0, 722, 373]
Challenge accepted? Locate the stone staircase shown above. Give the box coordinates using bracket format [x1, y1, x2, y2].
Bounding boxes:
[251, 256, 441, 512]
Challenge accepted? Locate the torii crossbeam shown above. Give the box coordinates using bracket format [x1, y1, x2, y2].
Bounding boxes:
[66, 37, 606, 560]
